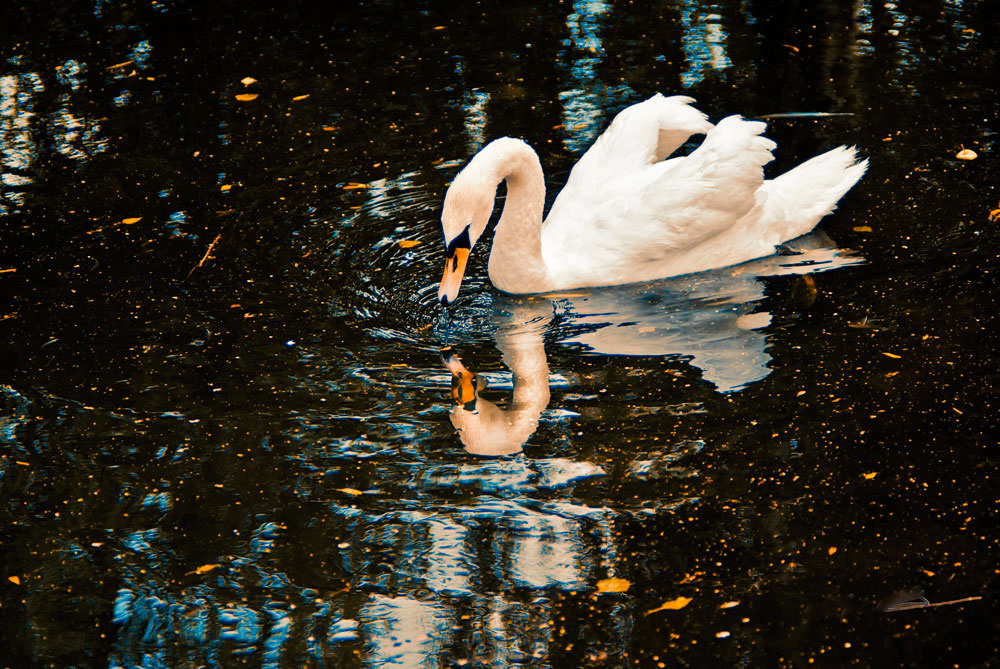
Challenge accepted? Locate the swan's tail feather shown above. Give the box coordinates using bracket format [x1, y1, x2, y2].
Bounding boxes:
[759, 146, 868, 241]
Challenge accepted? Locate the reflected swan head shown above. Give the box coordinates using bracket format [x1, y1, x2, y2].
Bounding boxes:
[440, 344, 550, 457]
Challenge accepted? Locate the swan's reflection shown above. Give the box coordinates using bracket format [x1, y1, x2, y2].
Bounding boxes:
[442, 232, 860, 407]
[557, 232, 861, 392]
[442, 314, 552, 456]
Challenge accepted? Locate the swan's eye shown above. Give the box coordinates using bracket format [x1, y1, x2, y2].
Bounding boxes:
[445, 225, 472, 254]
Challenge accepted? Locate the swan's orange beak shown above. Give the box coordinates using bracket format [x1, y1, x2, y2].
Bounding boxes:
[441, 347, 478, 410]
[438, 247, 469, 306]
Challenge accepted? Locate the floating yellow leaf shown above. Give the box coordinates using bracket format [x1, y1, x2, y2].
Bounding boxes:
[716, 631, 731, 638]
[646, 596, 692, 615]
[337, 488, 364, 496]
[956, 148, 977, 160]
[241, 77, 257, 86]
[220, 184, 232, 192]
[882, 352, 902, 359]
[863, 472, 877, 480]
[398, 240, 422, 248]
[828, 547, 838, 556]
[322, 126, 337, 132]
[342, 182, 369, 190]
[0, 268, 16, 273]
[678, 572, 703, 584]
[853, 226, 873, 232]
[292, 94, 310, 101]
[433, 25, 446, 30]
[235, 93, 259, 102]
[121, 217, 142, 225]
[596, 578, 631, 593]
[8, 576, 21, 585]
[922, 569, 936, 577]
[15, 460, 29, 466]
[188, 564, 220, 575]
[720, 601, 740, 609]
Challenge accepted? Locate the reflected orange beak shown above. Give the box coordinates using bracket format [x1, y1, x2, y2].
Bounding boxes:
[441, 347, 478, 410]
[438, 247, 469, 306]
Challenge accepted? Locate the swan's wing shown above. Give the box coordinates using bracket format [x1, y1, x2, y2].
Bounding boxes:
[549, 95, 713, 215]
[541, 116, 776, 284]
[636, 115, 777, 247]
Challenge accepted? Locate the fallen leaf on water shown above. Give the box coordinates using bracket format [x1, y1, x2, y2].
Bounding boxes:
[596, 578, 631, 593]
[292, 94, 310, 101]
[863, 472, 878, 480]
[828, 547, 838, 555]
[121, 217, 142, 225]
[337, 488, 364, 496]
[322, 126, 337, 132]
[15, 461, 29, 466]
[188, 564, 220, 575]
[220, 184, 232, 192]
[853, 226, 873, 232]
[8, 576, 21, 585]
[720, 601, 740, 609]
[398, 240, 422, 248]
[646, 596, 692, 615]
[342, 182, 369, 190]
[882, 352, 902, 359]
[955, 148, 977, 160]
[235, 93, 259, 102]
[241, 77, 257, 86]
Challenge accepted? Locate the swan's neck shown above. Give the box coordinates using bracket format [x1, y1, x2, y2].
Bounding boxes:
[465, 138, 549, 293]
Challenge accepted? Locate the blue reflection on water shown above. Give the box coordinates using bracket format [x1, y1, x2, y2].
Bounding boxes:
[679, 1, 732, 88]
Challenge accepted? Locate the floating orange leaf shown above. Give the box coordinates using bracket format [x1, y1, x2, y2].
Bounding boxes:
[292, 94, 310, 101]
[398, 240, 422, 249]
[646, 596, 692, 615]
[240, 77, 257, 86]
[956, 148, 977, 160]
[853, 226, 873, 232]
[882, 352, 902, 359]
[235, 93, 259, 102]
[121, 217, 142, 225]
[828, 547, 838, 556]
[188, 564, 220, 575]
[863, 472, 878, 480]
[342, 182, 369, 190]
[220, 185, 232, 192]
[720, 601, 740, 609]
[596, 578, 631, 593]
[8, 576, 21, 585]
[337, 488, 364, 496]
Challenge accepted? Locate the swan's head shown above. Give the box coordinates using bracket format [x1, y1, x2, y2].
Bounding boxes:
[438, 169, 496, 306]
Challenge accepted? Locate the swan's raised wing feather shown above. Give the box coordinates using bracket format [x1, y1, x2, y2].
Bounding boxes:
[547, 95, 712, 219]
[541, 116, 777, 286]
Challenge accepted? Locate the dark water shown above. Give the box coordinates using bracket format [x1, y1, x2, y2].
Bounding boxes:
[2, 1, 999, 667]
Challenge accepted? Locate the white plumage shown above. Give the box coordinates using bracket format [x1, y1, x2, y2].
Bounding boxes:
[438, 94, 867, 305]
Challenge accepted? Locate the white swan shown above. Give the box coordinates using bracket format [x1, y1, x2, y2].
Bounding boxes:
[438, 94, 868, 305]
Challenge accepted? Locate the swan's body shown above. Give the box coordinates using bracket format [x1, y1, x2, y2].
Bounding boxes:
[438, 94, 868, 304]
